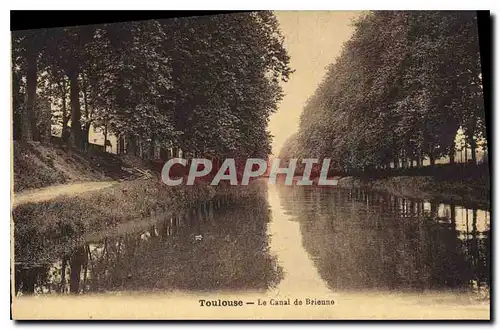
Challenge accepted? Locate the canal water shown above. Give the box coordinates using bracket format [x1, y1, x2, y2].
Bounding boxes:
[14, 181, 490, 304]
[269, 184, 490, 298]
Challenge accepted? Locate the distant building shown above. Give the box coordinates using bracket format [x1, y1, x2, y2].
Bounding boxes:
[51, 122, 118, 154]
[88, 124, 118, 154]
[422, 127, 488, 166]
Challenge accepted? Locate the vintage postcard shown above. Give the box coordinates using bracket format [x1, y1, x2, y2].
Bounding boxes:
[10, 10, 490, 320]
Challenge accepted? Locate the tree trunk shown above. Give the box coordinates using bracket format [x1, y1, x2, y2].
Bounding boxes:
[448, 143, 456, 164]
[82, 78, 90, 152]
[61, 257, 67, 293]
[429, 154, 435, 167]
[128, 135, 137, 156]
[160, 147, 168, 161]
[103, 118, 108, 152]
[12, 69, 22, 140]
[23, 50, 38, 141]
[149, 225, 157, 238]
[70, 247, 86, 294]
[68, 68, 82, 149]
[82, 123, 91, 152]
[469, 135, 477, 165]
[450, 204, 456, 226]
[149, 135, 156, 160]
[61, 79, 70, 142]
[429, 143, 435, 167]
[118, 135, 125, 154]
[138, 138, 143, 158]
[430, 202, 437, 218]
[20, 268, 36, 295]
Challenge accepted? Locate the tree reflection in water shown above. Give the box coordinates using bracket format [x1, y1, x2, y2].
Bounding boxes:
[14, 184, 490, 298]
[14, 184, 283, 295]
[275, 185, 490, 296]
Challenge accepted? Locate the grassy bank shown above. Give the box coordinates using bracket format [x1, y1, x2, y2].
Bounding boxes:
[12, 141, 149, 192]
[13, 178, 265, 264]
[13, 140, 284, 295]
[337, 175, 490, 209]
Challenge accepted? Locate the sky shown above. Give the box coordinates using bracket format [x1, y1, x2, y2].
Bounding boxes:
[269, 11, 361, 155]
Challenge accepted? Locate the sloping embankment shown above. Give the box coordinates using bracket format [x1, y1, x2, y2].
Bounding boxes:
[12, 141, 148, 193]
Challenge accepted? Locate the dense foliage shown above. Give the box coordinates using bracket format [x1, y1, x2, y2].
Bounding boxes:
[282, 11, 486, 173]
[12, 12, 292, 159]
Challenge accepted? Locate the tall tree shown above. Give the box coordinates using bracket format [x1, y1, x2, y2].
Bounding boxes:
[294, 11, 485, 172]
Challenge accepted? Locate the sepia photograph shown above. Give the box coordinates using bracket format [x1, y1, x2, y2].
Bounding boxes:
[9, 9, 491, 321]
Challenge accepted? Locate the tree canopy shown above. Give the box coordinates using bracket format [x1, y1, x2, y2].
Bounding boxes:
[288, 11, 485, 172]
[12, 12, 293, 160]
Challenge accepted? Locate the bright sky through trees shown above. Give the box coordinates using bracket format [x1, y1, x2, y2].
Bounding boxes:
[269, 11, 360, 154]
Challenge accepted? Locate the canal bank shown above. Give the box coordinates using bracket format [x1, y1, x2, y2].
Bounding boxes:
[13, 178, 283, 295]
[12, 178, 267, 267]
[336, 175, 490, 209]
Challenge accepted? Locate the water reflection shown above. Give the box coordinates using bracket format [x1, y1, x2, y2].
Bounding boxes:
[14, 184, 283, 295]
[275, 185, 490, 296]
[14, 182, 491, 300]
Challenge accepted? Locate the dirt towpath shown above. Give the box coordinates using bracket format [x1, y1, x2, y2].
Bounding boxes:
[12, 181, 118, 208]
